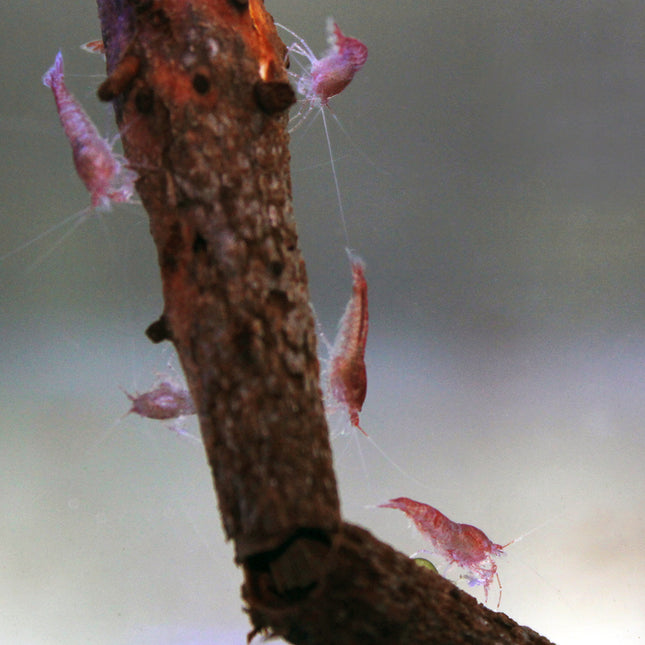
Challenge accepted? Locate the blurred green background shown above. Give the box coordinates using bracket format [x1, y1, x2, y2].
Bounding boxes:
[1, 1, 644, 643]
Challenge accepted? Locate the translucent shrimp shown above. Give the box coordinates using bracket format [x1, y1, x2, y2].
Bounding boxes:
[0, 52, 138, 267]
[278, 19, 368, 244]
[280, 19, 368, 118]
[379, 497, 513, 607]
[124, 376, 196, 421]
[80, 40, 106, 57]
[320, 255, 434, 489]
[324, 249, 369, 435]
[42, 51, 137, 209]
[123, 374, 200, 444]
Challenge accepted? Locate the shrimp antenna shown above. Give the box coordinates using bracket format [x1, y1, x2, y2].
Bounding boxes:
[0, 206, 101, 273]
[275, 22, 318, 60]
[501, 510, 567, 549]
[321, 108, 349, 245]
[327, 110, 390, 175]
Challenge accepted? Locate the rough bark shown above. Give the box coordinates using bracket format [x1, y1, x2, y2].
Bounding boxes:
[95, 1, 556, 643]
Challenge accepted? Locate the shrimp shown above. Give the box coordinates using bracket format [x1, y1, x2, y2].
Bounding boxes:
[278, 19, 368, 245]
[379, 497, 512, 606]
[123, 373, 200, 444]
[124, 376, 196, 421]
[42, 51, 136, 209]
[324, 250, 369, 435]
[279, 19, 368, 122]
[80, 40, 106, 57]
[83, 370, 199, 459]
[0, 52, 139, 267]
[321, 257, 436, 488]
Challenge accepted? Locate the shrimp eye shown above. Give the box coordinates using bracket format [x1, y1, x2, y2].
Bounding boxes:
[192, 73, 211, 95]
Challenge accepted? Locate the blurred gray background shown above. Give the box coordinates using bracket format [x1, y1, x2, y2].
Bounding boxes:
[1, 1, 644, 643]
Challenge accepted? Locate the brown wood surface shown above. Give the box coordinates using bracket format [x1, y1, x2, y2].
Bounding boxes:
[96, 1, 556, 642]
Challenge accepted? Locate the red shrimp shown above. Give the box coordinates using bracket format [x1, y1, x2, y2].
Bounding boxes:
[42, 51, 136, 209]
[380, 497, 511, 606]
[124, 377, 196, 421]
[325, 250, 369, 435]
[80, 40, 106, 57]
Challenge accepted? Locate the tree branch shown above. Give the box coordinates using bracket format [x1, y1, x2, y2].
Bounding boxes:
[96, 1, 556, 643]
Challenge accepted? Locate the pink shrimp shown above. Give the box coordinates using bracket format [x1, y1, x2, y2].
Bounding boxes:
[42, 51, 136, 209]
[124, 377, 196, 421]
[278, 20, 368, 244]
[325, 250, 369, 435]
[279, 19, 368, 118]
[380, 497, 512, 606]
